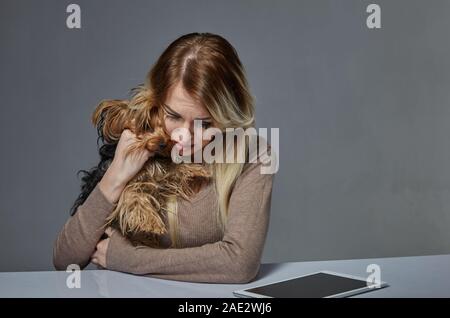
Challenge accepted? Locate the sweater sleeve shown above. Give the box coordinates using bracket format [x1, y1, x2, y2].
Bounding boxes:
[105, 160, 276, 284]
[53, 183, 116, 270]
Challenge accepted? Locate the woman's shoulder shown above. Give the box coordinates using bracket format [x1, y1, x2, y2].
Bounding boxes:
[245, 136, 276, 169]
[242, 135, 276, 177]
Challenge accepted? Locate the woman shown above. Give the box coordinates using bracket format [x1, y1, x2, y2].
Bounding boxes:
[53, 32, 276, 284]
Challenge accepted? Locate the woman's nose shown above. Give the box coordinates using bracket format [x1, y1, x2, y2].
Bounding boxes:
[182, 120, 196, 136]
[172, 121, 193, 145]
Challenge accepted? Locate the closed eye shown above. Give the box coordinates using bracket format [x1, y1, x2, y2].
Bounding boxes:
[202, 121, 212, 129]
[166, 114, 182, 121]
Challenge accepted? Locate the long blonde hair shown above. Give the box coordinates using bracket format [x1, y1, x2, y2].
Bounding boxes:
[128, 32, 256, 247]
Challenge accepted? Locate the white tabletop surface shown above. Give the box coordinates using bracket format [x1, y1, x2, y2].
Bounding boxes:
[0, 254, 449, 297]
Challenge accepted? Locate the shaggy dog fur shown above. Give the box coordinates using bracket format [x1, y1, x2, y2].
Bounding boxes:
[92, 99, 212, 247]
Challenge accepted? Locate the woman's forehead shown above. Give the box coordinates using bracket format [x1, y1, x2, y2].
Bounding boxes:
[165, 82, 210, 117]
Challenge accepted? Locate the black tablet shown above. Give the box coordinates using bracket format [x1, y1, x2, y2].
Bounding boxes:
[233, 271, 388, 298]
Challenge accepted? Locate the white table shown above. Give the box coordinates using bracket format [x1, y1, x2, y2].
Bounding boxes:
[1, 254, 449, 297]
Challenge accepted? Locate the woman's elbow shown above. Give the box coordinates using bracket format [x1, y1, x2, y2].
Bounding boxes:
[53, 254, 88, 271]
[53, 250, 68, 271]
[52, 244, 88, 271]
[53, 246, 71, 271]
[226, 260, 261, 284]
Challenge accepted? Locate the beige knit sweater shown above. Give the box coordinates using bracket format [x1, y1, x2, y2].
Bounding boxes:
[53, 159, 275, 284]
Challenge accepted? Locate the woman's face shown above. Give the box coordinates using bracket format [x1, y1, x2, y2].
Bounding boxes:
[163, 81, 215, 157]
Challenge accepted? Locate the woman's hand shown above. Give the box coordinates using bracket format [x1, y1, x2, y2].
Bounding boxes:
[90, 227, 115, 268]
[99, 129, 154, 204]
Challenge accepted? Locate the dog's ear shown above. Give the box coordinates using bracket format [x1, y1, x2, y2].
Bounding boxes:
[113, 101, 176, 157]
[132, 101, 165, 135]
[92, 99, 134, 143]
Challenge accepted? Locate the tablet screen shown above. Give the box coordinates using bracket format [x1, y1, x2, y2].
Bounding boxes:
[240, 272, 374, 298]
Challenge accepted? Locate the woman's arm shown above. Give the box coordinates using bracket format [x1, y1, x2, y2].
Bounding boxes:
[52, 183, 116, 270]
[53, 129, 153, 270]
[105, 160, 276, 284]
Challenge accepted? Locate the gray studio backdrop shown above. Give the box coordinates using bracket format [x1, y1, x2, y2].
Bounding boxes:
[1, 0, 449, 272]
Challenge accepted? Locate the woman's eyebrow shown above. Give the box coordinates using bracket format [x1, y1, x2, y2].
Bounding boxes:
[195, 116, 212, 120]
[162, 103, 180, 116]
[163, 103, 211, 120]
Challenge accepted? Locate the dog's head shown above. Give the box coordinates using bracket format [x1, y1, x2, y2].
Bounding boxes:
[92, 98, 177, 158]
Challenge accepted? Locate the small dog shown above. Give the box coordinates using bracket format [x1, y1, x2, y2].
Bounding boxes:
[92, 97, 213, 247]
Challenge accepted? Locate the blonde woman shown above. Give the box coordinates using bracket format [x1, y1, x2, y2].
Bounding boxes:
[53, 32, 276, 284]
